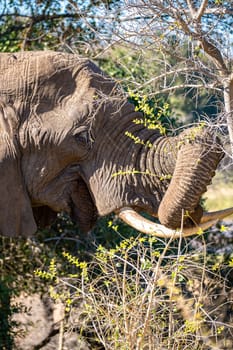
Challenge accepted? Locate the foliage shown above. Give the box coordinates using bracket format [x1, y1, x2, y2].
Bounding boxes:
[0, 214, 92, 348]
[113, 1, 233, 149]
[1, 214, 233, 348]
[0, 283, 14, 350]
[35, 233, 233, 349]
[0, 0, 119, 52]
[98, 46, 222, 125]
[128, 89, 178, 132]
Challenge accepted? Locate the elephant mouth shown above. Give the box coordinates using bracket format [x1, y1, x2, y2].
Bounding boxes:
[70, 178, 98, 232]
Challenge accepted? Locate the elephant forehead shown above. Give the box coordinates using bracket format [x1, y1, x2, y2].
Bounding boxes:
[0, 52, 98, 118]
[0, 52, 85, 95]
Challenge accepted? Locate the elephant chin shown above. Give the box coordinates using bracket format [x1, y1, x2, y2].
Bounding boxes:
[117, 207, 233, 239]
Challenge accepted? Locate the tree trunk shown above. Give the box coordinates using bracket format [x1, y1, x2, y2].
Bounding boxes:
[223, 76, 233, 155]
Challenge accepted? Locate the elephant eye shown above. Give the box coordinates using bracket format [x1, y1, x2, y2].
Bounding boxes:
[75, 130, 89, 144]
[73, 128, 93, 150]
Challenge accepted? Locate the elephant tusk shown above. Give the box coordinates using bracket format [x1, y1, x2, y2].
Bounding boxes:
[201, 207, 233, 223]
[117, 207, 218, 239]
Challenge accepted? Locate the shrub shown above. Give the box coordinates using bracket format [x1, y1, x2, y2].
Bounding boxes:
[35, 232, 233, 350]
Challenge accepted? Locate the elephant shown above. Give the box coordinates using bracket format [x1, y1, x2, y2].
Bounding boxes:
[0, 50, 232, 238]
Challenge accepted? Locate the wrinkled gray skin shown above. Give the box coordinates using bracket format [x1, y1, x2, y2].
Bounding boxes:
[0, 51, 223, 237]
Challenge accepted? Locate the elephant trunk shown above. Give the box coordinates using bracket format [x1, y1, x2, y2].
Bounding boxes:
[158, 128, 223, 229]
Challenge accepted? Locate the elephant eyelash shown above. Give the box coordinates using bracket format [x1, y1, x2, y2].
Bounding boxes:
[73, 129, 95, 149]
[74, 130, 89, 144]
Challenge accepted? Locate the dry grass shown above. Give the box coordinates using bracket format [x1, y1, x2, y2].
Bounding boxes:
[205, 175, 233, 218]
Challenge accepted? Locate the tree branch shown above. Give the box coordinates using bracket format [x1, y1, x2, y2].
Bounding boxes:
[21, 19, 34, 50]
[0, 12, 83, 23]
[170, 3, 229, 77]
[132, 67, 203, 88]
[186, 0, 196, 18]
[199, 36, 229, 76]
[152, 83, 222, 96]
[195, 0, 209, 21]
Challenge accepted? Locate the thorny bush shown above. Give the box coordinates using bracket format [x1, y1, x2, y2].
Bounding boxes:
[35, 227, 233, 350]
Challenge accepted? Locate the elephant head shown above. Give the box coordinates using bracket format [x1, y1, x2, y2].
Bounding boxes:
[0, 51, 232, 238]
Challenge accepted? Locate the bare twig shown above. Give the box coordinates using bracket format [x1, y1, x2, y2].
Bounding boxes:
[195, 0, 209, 21]
[58, 319, 64, 350]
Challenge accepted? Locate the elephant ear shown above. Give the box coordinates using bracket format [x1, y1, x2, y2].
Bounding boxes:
[0, 102, 37, 237]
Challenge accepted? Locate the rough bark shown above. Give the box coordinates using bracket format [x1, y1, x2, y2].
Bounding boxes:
[223, 76, 233, 155]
